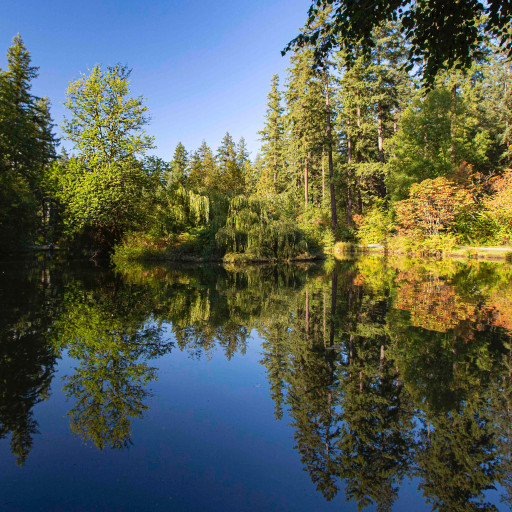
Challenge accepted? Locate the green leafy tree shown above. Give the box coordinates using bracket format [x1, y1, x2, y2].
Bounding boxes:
[55, 158, 152, 251]
[59, 64, 155, 252]
[479, 53, 512, 167]
[286, 0, 512, 87]
[216, 195, 307, 259]
[63, 64, 154, 167]
[387, 75, 493, 200]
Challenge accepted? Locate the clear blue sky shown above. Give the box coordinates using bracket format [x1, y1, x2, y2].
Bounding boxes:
[0, 0, 310, 161]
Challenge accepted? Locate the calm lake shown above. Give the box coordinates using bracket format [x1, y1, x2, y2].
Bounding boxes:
[1, 256, 511, 511]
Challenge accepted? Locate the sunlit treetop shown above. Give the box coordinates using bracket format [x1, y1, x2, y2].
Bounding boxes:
[284, 0, 512, 87]
[63, 64, 154, 167]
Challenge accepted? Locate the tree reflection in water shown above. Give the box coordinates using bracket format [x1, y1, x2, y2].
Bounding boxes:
[51, 273, 172, 450]
[0, 260, 57, 466]
[2, 256, 512, 510]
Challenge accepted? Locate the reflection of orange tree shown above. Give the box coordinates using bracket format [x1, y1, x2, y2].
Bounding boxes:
[395, 269, 477, 334]
[485, 291, 512, 332]
[389, 259, 512, 336]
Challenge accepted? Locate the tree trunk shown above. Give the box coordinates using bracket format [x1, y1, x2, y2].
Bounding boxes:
[347, 118, 353, 226]
[329, 265, 338, 348]
[450, 79, 457, 167]
[356, 99, 362, 163]
[506, 66, 511, 162]
[323, 289, 327, 348]
[356, 97, 363, 213]
[324, 69, 338, 231]
[322, 146, 325, 204]
[376, 103, 387, 198]
[377, 103, 385, 163]
[305, 290, 310, 340]
[304, 153, 309, 209]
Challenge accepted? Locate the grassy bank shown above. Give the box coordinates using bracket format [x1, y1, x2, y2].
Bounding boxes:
[333, 241, 512, 261]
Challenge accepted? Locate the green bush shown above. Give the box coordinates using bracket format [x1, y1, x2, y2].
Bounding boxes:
[356, 205, 394, 245]
[113, 228, 217, 263]
[388, 233, 458, 257]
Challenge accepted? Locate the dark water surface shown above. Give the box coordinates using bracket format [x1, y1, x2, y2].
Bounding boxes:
[1, 256, 512, 511]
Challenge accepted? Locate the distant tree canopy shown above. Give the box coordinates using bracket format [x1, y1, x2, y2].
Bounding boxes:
[285, 0, 512, 87]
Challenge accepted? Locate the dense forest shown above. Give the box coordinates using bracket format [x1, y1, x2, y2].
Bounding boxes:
[1, 7, 512, 259]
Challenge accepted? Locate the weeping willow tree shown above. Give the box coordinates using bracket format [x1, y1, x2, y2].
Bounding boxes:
[216, 195, 308, 259]
[148, 183, 210, 237]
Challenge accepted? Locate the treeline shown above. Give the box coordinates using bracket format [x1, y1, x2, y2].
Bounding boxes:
[1, 26, 512, 258]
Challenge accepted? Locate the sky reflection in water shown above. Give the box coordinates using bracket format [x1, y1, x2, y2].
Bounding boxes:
[0, 256, 511, 511]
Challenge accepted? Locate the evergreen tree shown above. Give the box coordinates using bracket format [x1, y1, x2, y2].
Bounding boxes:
[217, 132, 245, 196]
[236, 136, 252, 192]
[0, 34, 57, 249]
[284, 46, 326, 210]
[0, 34, 40, 178]
[188, 140, 218, 193]
[259, 75, 286, 193]
[335, 23, 410, 218]
[168, 142, 188, 187]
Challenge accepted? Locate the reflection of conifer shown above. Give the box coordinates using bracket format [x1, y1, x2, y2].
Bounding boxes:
[285, 283, 342, 501]
[0, 261, 57, 466]
[337, 274, 415, 512]
[259, 321, 289, 420]
[415, 405, 499, 512]
[483, 344, 512, 509]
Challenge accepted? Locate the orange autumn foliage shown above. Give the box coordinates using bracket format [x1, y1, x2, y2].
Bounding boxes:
[483, 169, 512, 242]
[395, 177, 474, 236]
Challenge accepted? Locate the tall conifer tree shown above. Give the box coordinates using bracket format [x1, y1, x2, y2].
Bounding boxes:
[259, 75, 286, 193]
[168, 142, 189, 187]
[217, 132, 244, 196]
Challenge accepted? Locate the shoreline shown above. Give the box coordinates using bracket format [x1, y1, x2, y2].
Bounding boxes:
[333, 243, 512, 262]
